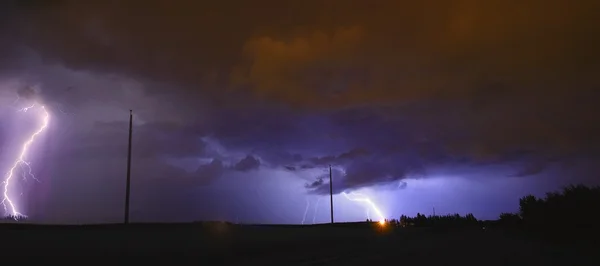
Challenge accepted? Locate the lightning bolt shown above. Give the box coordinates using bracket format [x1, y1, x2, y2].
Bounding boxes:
[342, 191, 385, 223]
[1, 104, 49, 219]
[312, 197, 322, 224]
[301, 198, 310, 224]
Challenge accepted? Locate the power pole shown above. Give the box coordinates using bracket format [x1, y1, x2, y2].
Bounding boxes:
[124, 110, 133, 224]
[329, 165, 334, 224]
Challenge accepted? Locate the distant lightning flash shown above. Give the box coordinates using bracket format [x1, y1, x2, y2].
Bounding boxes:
[301, 198, 310, 224]
[342, 191, 385, 223]
[1, 104, 49, 218]
[312, 198, 322, 224]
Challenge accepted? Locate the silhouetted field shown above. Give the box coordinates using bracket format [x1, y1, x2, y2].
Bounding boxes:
[0, 222, 597, 264]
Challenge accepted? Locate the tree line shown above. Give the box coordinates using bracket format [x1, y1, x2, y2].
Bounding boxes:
[369, 213, 479, 228]
[500, 184, 600, 228]
[388, 184, 600, 229]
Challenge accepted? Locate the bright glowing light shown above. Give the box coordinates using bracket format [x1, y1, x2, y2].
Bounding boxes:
[342, 191, 385, 222]
[1, 104, 49, 218]
[379, 219, 386, 226]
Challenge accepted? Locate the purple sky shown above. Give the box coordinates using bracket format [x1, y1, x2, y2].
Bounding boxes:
[0, 1, 599, 224]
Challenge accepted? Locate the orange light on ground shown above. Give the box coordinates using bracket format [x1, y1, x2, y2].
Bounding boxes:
[378, 219, 385, 226]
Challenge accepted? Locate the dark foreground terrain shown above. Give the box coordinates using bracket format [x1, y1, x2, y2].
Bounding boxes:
[0, 222, 597, 264]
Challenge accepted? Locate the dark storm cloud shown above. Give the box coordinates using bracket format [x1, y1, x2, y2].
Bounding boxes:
[6, 1, 597, 100]
[305, 178, 324, 190]
[194, 159, 225, 184]
[48, 119, 222, 184]
[16, 86, 37, 100]
[511, 161, 547, 178]
[306, 155, 426, 195]
[233, 155, 261, 172]
[1, 0, 600, 217]
[59, 121, 208, 160]
[309, 148, 371, 166]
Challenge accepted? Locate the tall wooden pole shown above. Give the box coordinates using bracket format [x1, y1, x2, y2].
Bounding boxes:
[329, 165, 334, 224]
[124, 110, 133, 224]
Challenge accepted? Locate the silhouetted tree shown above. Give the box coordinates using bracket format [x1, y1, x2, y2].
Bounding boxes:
[465, 213, 476, 222]
[399, 215, 409, 227]
[517, 184, 600, 228]
[519, 194, 541, 223]
[498, 212, 521, 226]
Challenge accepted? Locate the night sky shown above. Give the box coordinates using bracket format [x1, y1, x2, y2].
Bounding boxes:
[0, 0, 599, 224]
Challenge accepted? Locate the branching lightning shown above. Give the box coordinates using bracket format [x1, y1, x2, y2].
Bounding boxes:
[1, 104, 49, 218]
[342, 191, 385, 223]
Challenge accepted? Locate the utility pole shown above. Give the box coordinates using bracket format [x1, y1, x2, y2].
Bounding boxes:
[329, 165, 334, 224]
[124, 110, 133, 224]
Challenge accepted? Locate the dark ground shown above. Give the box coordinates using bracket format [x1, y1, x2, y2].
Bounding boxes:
[0, 222, 597, 264]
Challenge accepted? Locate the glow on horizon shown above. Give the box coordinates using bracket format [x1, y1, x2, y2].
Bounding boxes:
[1, 104, 49, 218]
